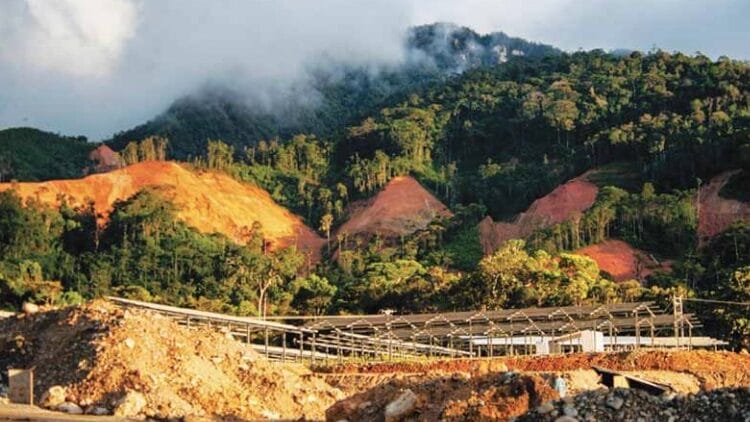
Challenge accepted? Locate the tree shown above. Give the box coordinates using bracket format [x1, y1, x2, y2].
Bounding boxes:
[319, 213, 334, 253]
[207, 140, 235, 171]
[476, 239, 531, 308]
[292, 274, 336, 315]
[122, 142, 139, 165]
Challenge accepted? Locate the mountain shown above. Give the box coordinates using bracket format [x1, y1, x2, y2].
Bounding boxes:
[0, 161, 324, 260]
[406, 22, 560, 72]
[0, 127, 94, 181]
[108, 23, 559, 160]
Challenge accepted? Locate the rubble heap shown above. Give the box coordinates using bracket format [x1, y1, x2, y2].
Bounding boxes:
[0, 300, 342, 419]
[516, 386, 750, 422]
[327, 371, 559, 421]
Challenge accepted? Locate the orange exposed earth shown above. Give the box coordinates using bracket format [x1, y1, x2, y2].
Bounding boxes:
[337, 176, 452, 238]
[698, 170, 750, 241]
[0, 161, 324, 260]
[575, 240, 670, 282]
[478, 174, 599, 254]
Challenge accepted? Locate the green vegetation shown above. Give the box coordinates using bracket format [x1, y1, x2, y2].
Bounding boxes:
[3, 37, 750, 346]
[720, 170, 750, 202]
[0, 128, 93, 181]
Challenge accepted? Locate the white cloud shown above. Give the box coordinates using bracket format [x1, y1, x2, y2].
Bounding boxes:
[0, 0, 748, 140]
[2, 0, 139, 78]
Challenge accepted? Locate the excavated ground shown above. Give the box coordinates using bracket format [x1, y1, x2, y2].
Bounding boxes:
[2, 303, 749, 421]
[322, 351, 750, 421]
[0, 301, 342, 420]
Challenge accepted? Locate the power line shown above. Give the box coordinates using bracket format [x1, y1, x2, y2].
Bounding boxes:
[683, 297, 750, 306]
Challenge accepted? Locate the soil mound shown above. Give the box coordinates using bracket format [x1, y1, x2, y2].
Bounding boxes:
[337, 176, 452, 238]
[479, 174, 599, 254]
[326, 372, 557, 421]
[699, 170, 750, 240]
[576, 240, 671, 281]
[0, 161, 324, 259]
[0, 300, 341, 419]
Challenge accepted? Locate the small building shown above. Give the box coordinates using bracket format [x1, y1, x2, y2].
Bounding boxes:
[468, 330, 728, 356]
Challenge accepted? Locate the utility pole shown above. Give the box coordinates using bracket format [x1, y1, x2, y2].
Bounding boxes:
[673, 295, 684, 348]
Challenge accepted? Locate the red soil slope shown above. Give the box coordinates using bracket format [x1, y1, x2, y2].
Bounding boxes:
[699, 170, 750, 240]
[88, 144, 124, 173]
[337, 176, 452, 238]
[576, 240, 671, 282]
[479, 174, 599, 253]
[0, 161, 324, 259]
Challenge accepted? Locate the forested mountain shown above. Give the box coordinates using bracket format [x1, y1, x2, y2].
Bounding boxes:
[108, 23, 560, 160]
[2, 25, 750, 346]
[0, 128, 93, 181]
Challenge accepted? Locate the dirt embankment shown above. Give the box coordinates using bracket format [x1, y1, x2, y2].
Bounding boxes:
[0, 161, 325, 260]
[323, 350, 750, 391]
[699, 170, 750, 240]
[478, 174, 599, 254]
[0, 301, 342, 419]
[575, 240, 671, 281]
[337, 176, 453, 239]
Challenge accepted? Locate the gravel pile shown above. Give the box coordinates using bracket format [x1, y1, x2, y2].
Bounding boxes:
[516, 386, 750, 422]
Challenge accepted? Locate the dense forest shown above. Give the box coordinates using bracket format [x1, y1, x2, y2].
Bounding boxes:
[1, 25, 750, 347]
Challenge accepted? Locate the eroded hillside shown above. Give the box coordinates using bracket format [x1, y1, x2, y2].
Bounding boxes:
[478, 174, 599, 254]
[337, 176, 452, 239]
[0, 161, 324, 258]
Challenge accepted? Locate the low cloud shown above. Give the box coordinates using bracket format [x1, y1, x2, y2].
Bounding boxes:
[0, 0, 748, 140]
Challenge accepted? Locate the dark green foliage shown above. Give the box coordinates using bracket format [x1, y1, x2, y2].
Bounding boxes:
[719, 170, 750, 202]
[0, 128, 93, 181]
[528, 183, 696, 258]
[441, 225, 484, 271]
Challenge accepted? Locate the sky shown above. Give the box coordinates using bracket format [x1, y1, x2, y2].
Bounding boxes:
[1, 0, 749, 141]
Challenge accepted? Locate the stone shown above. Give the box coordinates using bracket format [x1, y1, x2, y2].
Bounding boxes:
[113, 391, 147, 417]
[40, 385, 67, 409]
[124, 338, 135, 348]
[563, 406, 578, 417]
[86, 406, 110, 415]
[554, 416, 579, 422]
[260, 410, 280, 419]
[57, 402, 83, 414]
[384, 389, 418, 422]
[605, 396, 624, 410]
[537, 402, 555, 414]
[357, 401, 372, 410]
[22, 303, 39, 314]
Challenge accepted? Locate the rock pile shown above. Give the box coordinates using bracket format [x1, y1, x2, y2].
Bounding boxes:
[0, 300, 342, 419]
[327, 371, 559, 421]
[516, 386, 750, 421]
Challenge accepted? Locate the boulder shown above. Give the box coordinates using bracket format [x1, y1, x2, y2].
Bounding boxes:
[113, 391, 147, 417]
[86, 406, 110, 415]
[605, 395, 624, 410]
[22, 303, 39, 314]
[40, 385, 67, 409]
[384, 389, 418, 422]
